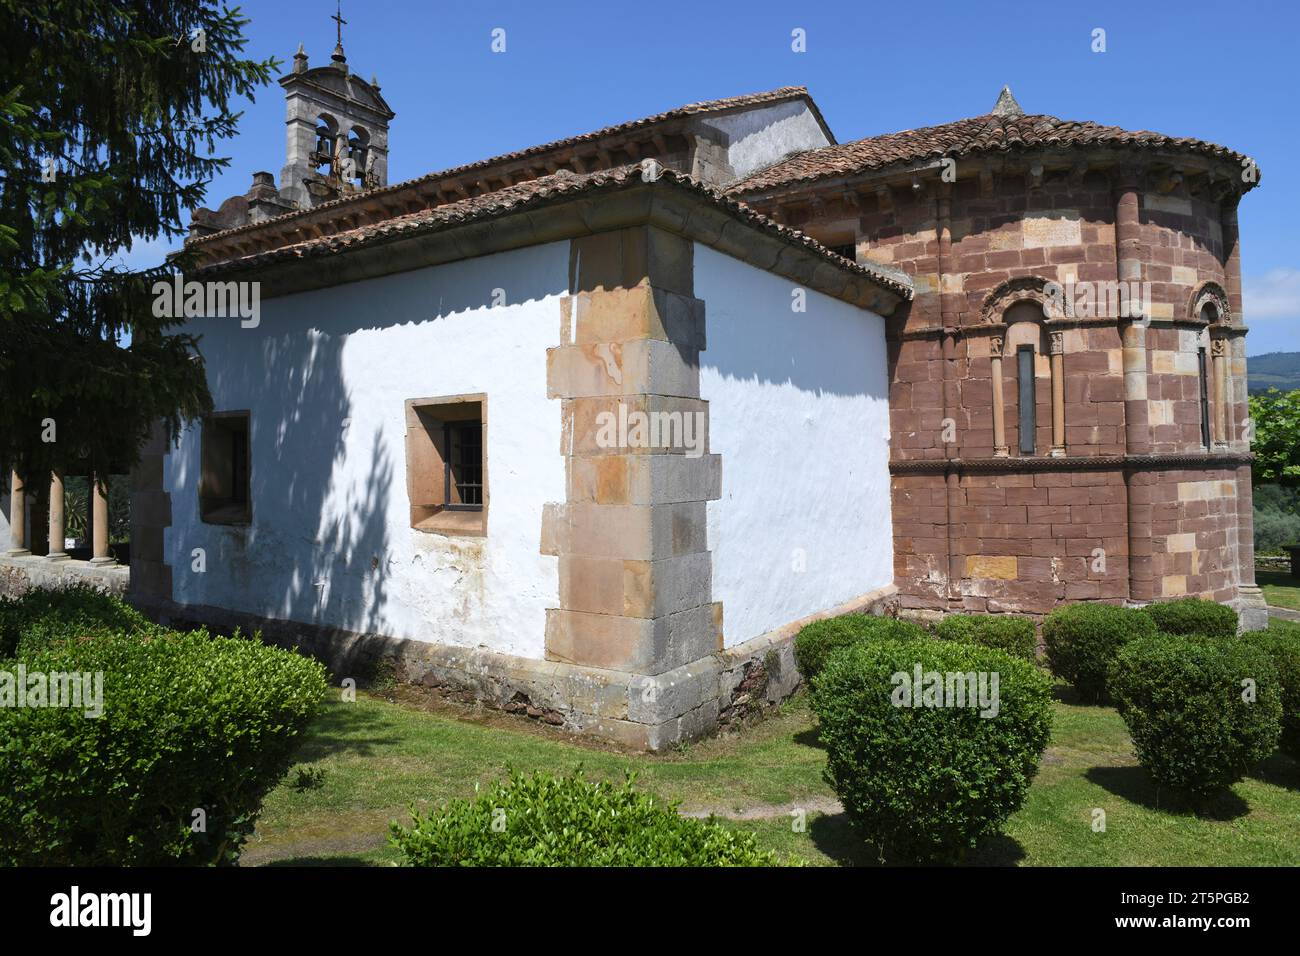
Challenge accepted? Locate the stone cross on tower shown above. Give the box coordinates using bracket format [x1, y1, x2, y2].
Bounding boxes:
[332, 1, 347, 46]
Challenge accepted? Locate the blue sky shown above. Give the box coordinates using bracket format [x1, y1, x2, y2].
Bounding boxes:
[122, 0, 1298, 355]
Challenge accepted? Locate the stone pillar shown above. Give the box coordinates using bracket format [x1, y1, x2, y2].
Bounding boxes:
[936, 184, 964, 608]
[1211, 337, 1229, 447]
[541, 226, 721, 746]
[47, 471, 68, 560]
[1049, 330, 1066, 457]
[6, 470, 29, 555]
[1115, 171, 1152, 603]
[1222, 197, 1267, 628]
[990, 336, 1008, 457]
[89, 474, 113, 565]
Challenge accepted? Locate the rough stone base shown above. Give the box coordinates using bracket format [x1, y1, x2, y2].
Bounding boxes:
[902, 589, 1271, 639]
[1230, 585, 1270, 633]
[0, 552, 896, 748]
[0, 554, 130, 600]
[129, 584, 897, 750]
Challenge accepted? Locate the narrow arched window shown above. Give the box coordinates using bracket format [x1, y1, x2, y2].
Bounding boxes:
[1002, 301, 1054, 457]
[1198, 303, 1228, 448]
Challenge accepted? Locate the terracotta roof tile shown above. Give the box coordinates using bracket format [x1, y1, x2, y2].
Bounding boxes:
[187, 87, 820, 249]
[728, 111, 1255, 194]
[193, 164, 913, 300]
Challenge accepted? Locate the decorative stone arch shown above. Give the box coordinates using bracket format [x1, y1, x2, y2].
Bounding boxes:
[980, 276, 1065, 458]
[313, 113, 340, 171]
[1187, 280, 1233, 447]
[1188, 280, 1231, 326]
[980, 275, 1055, 324]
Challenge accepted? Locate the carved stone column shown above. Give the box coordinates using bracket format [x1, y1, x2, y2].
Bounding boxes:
[1049, 330, 1066, 457]
[6, 470, 29, 555]
[1210, 337, 1229, 448]
[89, 474, 114, 565]
[47, 471, 68, 561]
[990, 336, 1008, 457]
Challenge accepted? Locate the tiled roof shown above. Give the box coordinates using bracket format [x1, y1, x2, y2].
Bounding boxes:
[187, 87, 822, 249]
[728, 111, 1255, 194]
[192, 163, 913, 300]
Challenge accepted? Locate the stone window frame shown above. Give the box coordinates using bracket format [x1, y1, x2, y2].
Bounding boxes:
[199, 410, 252, 526]
[984, 278, 1066, 459]
[404, 393, 488, 538]
[1189, 281, 1232, 448]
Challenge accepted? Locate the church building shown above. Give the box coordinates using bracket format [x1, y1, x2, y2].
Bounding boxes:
[114, 39, 1268, 746]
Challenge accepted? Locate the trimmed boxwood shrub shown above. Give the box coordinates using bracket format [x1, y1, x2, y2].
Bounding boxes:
[1043, 602, 1157, 702]
[793, 614, 926, 680]
[1108, 633, 1281, 798]
[389, 770, 781, 866]
[0, 584, 149, 657]
[1242, 620, 1300, 759]
[0, 625, 328, 865]
[934, 613, 1037, 661]
[1140, 597, 1238, 639]
[811, 639, 1053, 863]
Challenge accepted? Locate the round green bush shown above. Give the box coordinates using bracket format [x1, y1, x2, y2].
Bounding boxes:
[811, 639, 1053, 863]
[793, 613, 926, 680]
[934, 613, 1037, 661]
[1108, 633, 1282, 798]
[389, 769, 782, 866]
[1242, 621, 1300, 759]
[0, 584, 150, 657]
[0, 625, 328, 865]
[1043, 602, 1157, 702]
[1140, 597, 1238, 639]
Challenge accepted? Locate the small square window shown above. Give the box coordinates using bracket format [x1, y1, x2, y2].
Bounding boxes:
[200, 411, 251, 525]
[405, 395, 487, 536]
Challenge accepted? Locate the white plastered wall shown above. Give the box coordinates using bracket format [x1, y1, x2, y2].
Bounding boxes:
[166, 242, 568, 659]
[694, 243, 893, 647]
[701, 99, 832, 180]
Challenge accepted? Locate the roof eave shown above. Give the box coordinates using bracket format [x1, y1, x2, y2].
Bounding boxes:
[193, 169, 911, 315]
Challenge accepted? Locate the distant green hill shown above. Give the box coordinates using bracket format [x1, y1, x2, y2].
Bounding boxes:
[1248, 351, 1300, 394]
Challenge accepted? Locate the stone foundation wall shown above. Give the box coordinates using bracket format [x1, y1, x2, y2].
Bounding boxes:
[891, 459, 1251, 618]
[0, 554, 130, 601]
[133, 583, 896, 749]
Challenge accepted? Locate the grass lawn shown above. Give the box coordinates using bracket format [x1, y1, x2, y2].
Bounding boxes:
[245, 685, 1300, 867]
[1258, 567, 1300, 611]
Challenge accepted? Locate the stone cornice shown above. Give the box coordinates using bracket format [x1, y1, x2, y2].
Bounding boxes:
[894, 315, 1252, 341]
[735, 145, 1257, 207]
[889, 451, 1253, 475]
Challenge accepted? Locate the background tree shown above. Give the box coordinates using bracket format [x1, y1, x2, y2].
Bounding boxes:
[1250, 387, 1300, 552]
[1249, 388, 1300, 486]
[0, 1, 276, 493]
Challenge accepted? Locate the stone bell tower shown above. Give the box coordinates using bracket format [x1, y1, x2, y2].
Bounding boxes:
[186, 19, 397, 237]
[277, 16, 395, 210]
